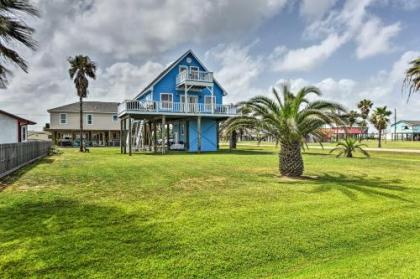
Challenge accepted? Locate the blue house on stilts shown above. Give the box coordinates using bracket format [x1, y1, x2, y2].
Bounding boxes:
[118, 50, 237, 155]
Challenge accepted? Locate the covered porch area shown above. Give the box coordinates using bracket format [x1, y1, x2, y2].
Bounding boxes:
[119, 114, 226, 155]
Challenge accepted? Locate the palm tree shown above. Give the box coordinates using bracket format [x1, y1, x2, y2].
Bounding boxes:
[329, 138, 369, 158]
[68, 55, 96, 152]
[357, 99, 373, 136]
[222, 84, 345, 177]
[403, 57, 420, 99]
[0, 0, 39, 88]
[370, 106, 392, 148]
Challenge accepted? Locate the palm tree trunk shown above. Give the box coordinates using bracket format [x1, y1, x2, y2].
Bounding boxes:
[279, 141, 303, 177]
[378, 129, 382, 148]
[229, 130, 237, 150]
[80, 96, 84, 152]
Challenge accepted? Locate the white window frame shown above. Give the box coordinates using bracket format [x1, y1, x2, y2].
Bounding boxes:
[179, 65, 188, 73]
[205, 96, 215, 111]
[160, 93, 173, 110]
[190, 66, 199, 73]
[21, 125, 27, 142]
[86, 114, 93, 125]
[112, 114, 118, 122]
[59, 113, 67, 124]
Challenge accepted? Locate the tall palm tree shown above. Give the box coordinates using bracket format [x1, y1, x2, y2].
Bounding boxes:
[68, 55, 96, 152]
[0, 0, 39, 88]
[357, 99, 373, 136]
[370, 106, 392, 148]
[403, 57, 420, 99]
[223, 84, 345, 177]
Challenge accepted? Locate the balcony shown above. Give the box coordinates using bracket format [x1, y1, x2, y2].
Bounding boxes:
[176, 70, 213, 88]
[118, 100, 237, 117]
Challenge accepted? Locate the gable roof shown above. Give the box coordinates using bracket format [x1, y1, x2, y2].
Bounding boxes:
[48, 101, 119, 113]
[0, 109, 36, 125]
[134, 49, 228, 100]
[392, 120, 420, 127]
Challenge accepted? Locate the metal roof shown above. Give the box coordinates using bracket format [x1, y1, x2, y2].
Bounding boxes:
[48, 101, 119, 113]
[0, 109, 36, 125]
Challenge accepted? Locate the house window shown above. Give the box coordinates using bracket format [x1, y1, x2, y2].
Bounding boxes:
[112, 114, 118, 122]
[190, 66, 199, 79]
[179, 65, 188, 73]
[87, 114, 93, 125]
[160, 93, 173, 110]
[21, 126, 27, 142]
[205, 96, 215, 111]
[60, 113, 67, 124]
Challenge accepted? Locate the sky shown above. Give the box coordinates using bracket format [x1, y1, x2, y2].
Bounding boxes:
[0, 0, 419, 131]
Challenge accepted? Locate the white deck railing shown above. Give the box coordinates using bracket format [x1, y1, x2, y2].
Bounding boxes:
[176, 70, 213, 85]
[118, 100, 237, 116]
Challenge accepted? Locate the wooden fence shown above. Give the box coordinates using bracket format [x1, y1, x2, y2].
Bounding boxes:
[0, 141, 52, 179]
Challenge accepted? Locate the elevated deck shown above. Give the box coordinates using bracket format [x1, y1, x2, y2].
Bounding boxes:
[118, 100, 237, 118]
[176, 70, 213, 89]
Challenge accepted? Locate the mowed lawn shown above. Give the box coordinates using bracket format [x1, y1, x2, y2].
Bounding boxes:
[0, 147, 419, 278]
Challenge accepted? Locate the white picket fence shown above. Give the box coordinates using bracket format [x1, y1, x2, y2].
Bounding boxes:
[0, 141, 51, 178]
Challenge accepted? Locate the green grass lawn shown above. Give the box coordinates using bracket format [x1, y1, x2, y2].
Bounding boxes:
[227, 140, 420, 150]
[1, 147, 419, 278]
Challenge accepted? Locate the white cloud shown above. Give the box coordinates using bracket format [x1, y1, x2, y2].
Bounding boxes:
[356, 17, 401, 59]
[205, 42, 265, 102]
[300, 0, 337, 20]
[271, 33, 347, 72]
[274, 51, 420, 126]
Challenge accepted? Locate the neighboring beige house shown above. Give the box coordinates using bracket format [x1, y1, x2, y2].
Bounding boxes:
[47, 101, 120, 146]
[0, 109, 36, 144]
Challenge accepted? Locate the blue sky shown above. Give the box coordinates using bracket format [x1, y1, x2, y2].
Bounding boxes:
[0, 0, 419, 130]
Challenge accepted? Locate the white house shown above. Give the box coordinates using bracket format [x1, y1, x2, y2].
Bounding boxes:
[0, 110, 36, 144]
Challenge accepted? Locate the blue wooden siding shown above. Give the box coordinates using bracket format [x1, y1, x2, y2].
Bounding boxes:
[136, 53, 224, 105]
[188, 118, 218, 152]
[392, 121, 420, 133]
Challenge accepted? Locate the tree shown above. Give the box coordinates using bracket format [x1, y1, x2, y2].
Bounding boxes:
[222, 84, 345, 177]
[370, 106, 392, 148]
[68, 55, 96, 152]
[0, 0, 39, 88]
[329, 138, 369, 158]
[403, 57, 420, 99]
[357, 99, 373, 135]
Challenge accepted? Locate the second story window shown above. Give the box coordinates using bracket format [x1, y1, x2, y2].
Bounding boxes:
[60, 113, 67, 124]
[87, 114, 93, 125]
[205, 96, 215, 111]
[112, 114, 118, 122]
[190, 66, 199, 80]
[160, 93, 173, 110]
[179, 65, 188, 73]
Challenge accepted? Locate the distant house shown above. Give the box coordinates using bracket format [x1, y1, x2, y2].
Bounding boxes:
[320, 126, 364, 141]
[118, 49, 237, 154]
[391, 120, 420, 141]
[28, 131, 51, 141]
[0, 110, 36, 144]
[47, 101, 121, 146]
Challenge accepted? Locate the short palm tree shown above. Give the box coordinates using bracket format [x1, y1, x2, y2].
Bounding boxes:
[329, 138, 369, 158]
[370, 106, 392, 148]
[403, 57, 420, 99]
[68, 55, 96, 152]
[223, 84, 345, 177]
[0, 0, 39, 88]
[357, 99, 373, 135]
